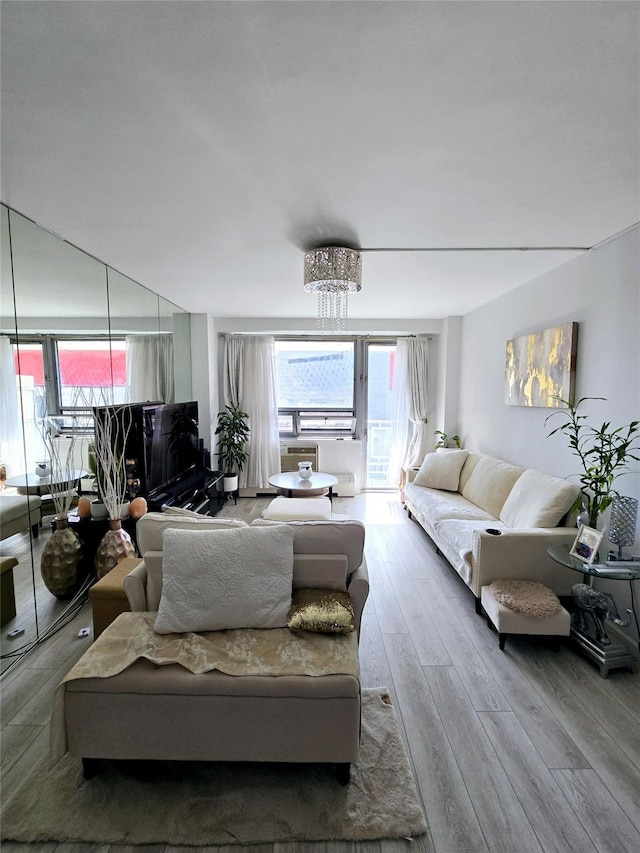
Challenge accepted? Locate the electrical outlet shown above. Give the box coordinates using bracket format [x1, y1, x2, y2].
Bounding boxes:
[8, 628, 24, 638]
[77, 627, 91, 638]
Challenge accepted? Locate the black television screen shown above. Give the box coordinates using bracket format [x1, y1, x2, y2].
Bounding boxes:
[92, 401, 201, 501]
[143, 401, 201, 493]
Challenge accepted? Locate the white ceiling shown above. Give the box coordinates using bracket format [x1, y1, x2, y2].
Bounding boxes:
[1, 1, 638, 321]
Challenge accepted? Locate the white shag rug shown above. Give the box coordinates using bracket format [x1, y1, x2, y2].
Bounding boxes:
[488, 579, 562, 617]
[1, 688, 427, 846]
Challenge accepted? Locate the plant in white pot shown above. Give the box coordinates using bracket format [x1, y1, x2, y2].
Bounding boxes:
[546, 396, 640, 529]
[215, 403, 250, 493]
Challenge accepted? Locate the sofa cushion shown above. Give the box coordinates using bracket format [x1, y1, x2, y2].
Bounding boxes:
[261, 496, 332, 521]
[460, 455, 524, 518]
[137, 511, 248, 555]
[251, 519, 365, 577]
[500, 469, 581, 528]
[404, 482, 495, 526]
[288, 588, 356, 634]
[154, 525, 294, 634]
[413, 450, 469, 491]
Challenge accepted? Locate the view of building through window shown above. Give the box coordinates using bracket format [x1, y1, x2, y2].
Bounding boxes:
[274, 339, 397, 487]
[11, 339, 127, 463]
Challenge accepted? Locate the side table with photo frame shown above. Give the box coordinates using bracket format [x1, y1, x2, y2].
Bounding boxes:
[548, 540, 640, 677]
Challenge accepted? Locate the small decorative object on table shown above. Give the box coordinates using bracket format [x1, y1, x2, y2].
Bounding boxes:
[298, 460, 313, 480]
[608, 496, 638, 561]
[569, 524, 603, 566]
[35, 460, 50, 478]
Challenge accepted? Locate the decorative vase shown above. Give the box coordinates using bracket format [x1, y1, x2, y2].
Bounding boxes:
[90, 499, 109, 520]
[41, 517, 83, 598]
[298, 461, 313, 481]
[95, 519, 136, 579]
[35, 461, 50, 478]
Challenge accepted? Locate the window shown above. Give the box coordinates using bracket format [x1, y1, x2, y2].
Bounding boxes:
[12, 337, 127, 434]
[275, 340, 355, 437]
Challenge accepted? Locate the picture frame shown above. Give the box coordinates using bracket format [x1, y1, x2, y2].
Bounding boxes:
[569, 524, 603, 565]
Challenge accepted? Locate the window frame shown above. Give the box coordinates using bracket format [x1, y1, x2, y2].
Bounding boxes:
[274, 336, 397, 440]
[11, 334, 127, 433]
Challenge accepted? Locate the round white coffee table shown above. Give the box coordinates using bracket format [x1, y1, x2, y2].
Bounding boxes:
[5, 469, 88, 497]
[268, 471, 338, 500]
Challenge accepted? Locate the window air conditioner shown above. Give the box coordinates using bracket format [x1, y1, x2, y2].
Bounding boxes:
[280, 444, 319, 473]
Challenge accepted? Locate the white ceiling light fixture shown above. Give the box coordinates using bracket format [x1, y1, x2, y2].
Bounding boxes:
[303, 246, 362, 332]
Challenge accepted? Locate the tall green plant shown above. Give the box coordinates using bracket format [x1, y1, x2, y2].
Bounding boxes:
[546, 397, 640, 527]
[215, 404, 250, 476]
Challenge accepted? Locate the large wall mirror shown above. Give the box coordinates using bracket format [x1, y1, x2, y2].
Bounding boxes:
[0, 203, 191, 669]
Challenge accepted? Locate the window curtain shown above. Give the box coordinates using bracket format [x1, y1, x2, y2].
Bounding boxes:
[386, 336, 430, 487]
[0, 336, 22, 474]
[223, 335, 280, 489]
[126, 334, 174, 403]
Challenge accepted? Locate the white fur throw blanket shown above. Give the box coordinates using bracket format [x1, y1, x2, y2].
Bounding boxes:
[488, 580, 561, 618]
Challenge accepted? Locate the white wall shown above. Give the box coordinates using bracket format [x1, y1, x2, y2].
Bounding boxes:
[459, 226, 640, 643]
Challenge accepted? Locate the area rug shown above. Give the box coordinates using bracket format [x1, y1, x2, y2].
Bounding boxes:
[1, 688, 427, 845]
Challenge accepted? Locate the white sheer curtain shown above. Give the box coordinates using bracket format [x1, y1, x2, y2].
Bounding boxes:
[126, 334, 174, 403]
[0, 336, 22, 473]
[223, 335, 280, 489]
[386, 336, 430, 487]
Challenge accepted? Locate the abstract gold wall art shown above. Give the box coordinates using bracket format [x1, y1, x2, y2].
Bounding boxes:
[505, 322, 578, 407]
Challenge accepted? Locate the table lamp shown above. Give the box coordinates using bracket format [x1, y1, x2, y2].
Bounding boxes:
[608, 496, 638, 560]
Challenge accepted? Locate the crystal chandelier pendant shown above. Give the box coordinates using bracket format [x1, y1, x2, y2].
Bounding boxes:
[303, 246, 362, 332]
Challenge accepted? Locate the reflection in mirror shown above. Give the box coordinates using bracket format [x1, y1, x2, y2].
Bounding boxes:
[0, 204, 190, 670]
[159, 295, 192, 403]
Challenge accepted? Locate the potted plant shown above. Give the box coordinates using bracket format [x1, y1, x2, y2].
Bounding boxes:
[434, 430, 462, 450]
[546, 396, 640, 528]
[215, 403, 250, 492]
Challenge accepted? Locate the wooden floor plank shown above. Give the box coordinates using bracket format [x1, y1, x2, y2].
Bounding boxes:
[424, 665, 543, 853]
[478, 711, 598, 853]
[383, 633, 489, 853]
[551, 768, 640, 853]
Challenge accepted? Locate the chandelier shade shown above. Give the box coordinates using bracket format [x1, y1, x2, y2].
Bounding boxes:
[303, 246, 362, 332]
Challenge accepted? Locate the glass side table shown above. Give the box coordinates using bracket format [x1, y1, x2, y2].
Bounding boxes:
[548, 543, 639, 677]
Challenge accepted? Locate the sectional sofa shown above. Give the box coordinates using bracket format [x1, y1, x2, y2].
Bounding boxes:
[403, 450, 581, 611]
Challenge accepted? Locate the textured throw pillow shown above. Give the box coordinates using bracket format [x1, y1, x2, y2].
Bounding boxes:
[154, 524, 294, 634]
[288, 588, 356, 634]
[413, 450, 469, 491]
[261, 496, 332, 521]
[500, 469, 581, 528]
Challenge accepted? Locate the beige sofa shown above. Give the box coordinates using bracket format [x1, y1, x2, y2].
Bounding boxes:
[0, 493, 41, 541]
[61, 513, 369, 783]
[404, 450, 581, 611]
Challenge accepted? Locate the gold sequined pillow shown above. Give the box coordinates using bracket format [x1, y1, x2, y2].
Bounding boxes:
[288, 588, 356, 634]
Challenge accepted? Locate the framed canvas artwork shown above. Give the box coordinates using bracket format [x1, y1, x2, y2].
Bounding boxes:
[504, 321, 578, 407]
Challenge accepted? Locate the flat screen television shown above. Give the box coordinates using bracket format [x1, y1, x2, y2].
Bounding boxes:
[93, 401, 202, 500]
[142, 401, 201, 494]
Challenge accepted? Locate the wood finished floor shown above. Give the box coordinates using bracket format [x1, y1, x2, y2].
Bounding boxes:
[2, 492, 639, 853]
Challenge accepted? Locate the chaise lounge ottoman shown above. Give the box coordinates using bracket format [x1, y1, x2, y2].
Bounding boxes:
[55, 514, 369, 783]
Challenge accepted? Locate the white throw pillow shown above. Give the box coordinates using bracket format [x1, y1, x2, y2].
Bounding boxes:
[500, 469, 581, 528]
[137, 512, 248, 555]
[461, 455, 524, 518]
[154, 524, 294, 634]
[413, 450, 469, 491]
[261, 496, 332, 521]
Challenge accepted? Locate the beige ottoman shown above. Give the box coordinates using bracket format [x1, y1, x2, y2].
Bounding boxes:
[481, 581, 571, 650]
[89, 557, 142, 638]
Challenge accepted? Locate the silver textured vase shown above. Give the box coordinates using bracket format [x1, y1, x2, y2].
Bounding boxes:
[95, 519, 136, 579]
[41, 517, 83, 598]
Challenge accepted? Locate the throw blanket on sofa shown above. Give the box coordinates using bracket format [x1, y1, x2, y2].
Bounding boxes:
[51, 612, 360, 763]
